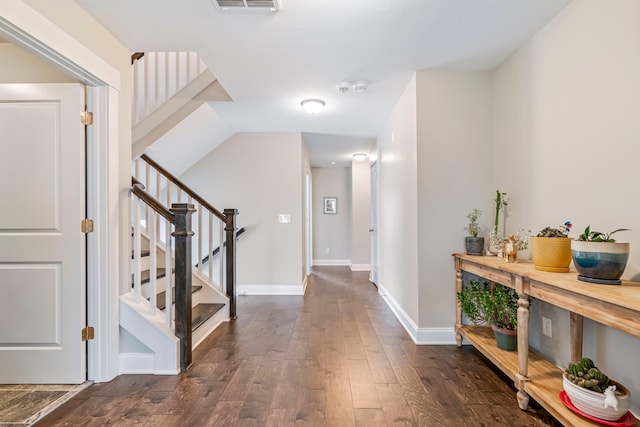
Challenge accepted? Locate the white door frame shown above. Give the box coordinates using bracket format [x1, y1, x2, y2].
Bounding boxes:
[0, 1, 121, 382]
[370, 160, 379, 286]
[305, 173, 312, 276]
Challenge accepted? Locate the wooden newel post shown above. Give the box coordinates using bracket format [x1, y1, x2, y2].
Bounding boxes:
[171, 203, 195, 371]
[224, 208, 238, 320]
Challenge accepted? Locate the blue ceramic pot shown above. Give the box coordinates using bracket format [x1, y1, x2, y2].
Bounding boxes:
[571, 241, 630, 285]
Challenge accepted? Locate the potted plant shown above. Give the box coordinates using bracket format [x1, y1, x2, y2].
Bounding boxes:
[465, 209, 484, 255]
[456, 280, 521, 351]
[571, 226, 630, 285]
[530, 222, 573, 272]
[562, 357, 631, 421]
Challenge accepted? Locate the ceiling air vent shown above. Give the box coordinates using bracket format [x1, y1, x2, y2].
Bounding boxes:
[211, 0, 282, 12]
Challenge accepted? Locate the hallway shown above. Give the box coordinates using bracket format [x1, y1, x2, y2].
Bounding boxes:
[37, 267, 559, 426]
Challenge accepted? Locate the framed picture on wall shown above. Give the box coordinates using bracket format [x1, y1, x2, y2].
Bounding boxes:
[323, 197, 337, 214]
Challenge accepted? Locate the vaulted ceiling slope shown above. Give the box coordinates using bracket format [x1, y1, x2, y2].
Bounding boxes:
[75, 0, 570, 139]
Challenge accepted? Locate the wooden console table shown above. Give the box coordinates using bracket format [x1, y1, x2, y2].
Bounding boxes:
[453, 253, 640, 426]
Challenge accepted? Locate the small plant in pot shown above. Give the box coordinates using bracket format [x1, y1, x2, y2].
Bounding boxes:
[530, 221, 573, 272]
[562, 357, 631, 422]
[465, 209, 484, 255]
[456, 280, 522, 351]
[571, 226, 630, 285]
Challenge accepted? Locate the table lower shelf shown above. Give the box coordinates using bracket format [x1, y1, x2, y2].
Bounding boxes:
[458, 325, 639, 427]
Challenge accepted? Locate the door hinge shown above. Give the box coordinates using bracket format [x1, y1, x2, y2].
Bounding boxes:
[82, 326, 95, 341]
[81, 218, 94, 233]
[80, 110, 94, 125]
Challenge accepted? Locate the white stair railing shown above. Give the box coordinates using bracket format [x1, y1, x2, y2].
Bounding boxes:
[130, 180, 174, 328]
[132, 52, 207, 126]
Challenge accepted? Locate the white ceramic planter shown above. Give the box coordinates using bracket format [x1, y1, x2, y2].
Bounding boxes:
[563, 373, 631, 421]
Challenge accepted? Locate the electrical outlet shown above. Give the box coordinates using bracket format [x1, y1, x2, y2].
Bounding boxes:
[325, 248, 330, 254]
[542, 316, 552, 338]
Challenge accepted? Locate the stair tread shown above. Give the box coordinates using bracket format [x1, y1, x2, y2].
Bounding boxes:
[156, 285, 203, 310]
[192, 303, 225, 331]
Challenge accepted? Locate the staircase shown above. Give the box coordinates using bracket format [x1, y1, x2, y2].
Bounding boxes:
[120, 52, 238, 374]
[131, 52, 231, 158]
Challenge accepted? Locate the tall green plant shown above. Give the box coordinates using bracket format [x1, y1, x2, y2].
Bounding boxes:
[492, 190, 508, 238]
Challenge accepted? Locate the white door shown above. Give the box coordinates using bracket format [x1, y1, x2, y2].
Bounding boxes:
[370, 161, 379, 285]
[0, 83, 86, 383]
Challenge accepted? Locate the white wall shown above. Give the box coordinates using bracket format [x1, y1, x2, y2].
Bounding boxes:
[311, 167, 351, 264]
[377, 71, 493, 341]
[351, 160, 371, 270]
[493, 0, 640, 412]
[416, 71, 493, 328]
[181, 132, 305, 293]
[377, 74, 420, 324]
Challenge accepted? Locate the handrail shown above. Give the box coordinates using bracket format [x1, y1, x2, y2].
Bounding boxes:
[131, 178, 175, 223]
[196, 227, 246, 268]
[131, 52, 144, 65]
[141, 154, 225, 221]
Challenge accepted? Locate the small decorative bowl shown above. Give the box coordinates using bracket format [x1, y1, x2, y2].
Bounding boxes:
[563, 373, 631, 421]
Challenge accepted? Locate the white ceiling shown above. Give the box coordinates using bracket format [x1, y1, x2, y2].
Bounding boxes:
[75, 0, 571, 167]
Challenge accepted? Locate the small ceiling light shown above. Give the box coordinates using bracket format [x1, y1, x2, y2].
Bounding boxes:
[353, 153, 368, 161]
[301, 98, 325, 115]
[352, 81, 368, 93]
[337, 81, 351, 93]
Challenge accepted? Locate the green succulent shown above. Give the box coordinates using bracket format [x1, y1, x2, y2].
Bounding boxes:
[564, 358, 619, 394]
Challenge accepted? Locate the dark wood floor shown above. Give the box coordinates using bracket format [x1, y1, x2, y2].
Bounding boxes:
[37, 267, 560, 426]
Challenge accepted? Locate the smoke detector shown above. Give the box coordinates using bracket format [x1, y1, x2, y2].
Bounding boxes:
[352, 81, 368, 93]
[337, 81, 351, 93]
[211, 0, 282, 12]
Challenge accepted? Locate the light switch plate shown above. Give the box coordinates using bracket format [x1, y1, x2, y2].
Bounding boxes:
[278, 214, 291, 223]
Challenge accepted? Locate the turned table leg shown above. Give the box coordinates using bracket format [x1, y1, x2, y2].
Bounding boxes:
[516, 278, 531, 410]
[455, 266, 463, 347]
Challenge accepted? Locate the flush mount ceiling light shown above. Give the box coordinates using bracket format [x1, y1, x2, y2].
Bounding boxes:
[353, 153, 368, 161]
[301, 98, 325, 115]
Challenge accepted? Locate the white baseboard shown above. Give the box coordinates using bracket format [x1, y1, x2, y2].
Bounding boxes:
[119, 352, 156, 375]
[416, 327, 457, 345]
[312, 259, 350, 266]
[238, 282, 306, 295]
[377, 281, 456, 345]
[350, 263, 371, 271]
